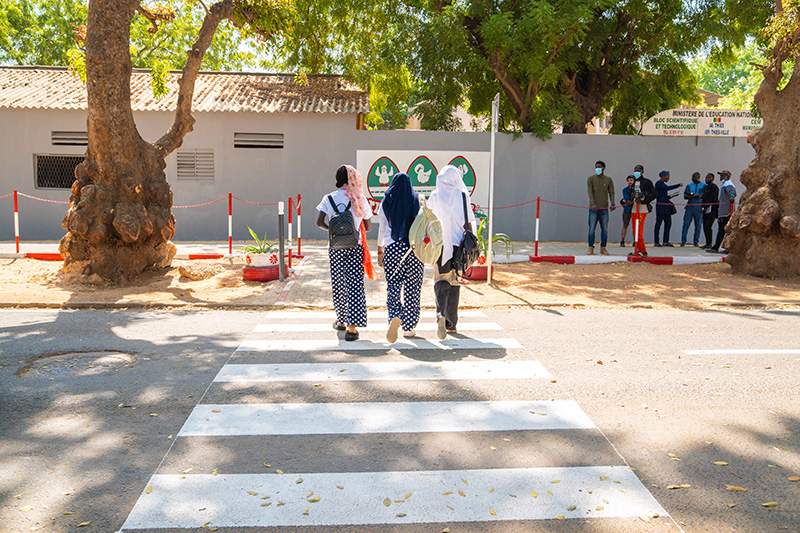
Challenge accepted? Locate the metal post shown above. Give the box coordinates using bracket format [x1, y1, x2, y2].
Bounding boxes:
[486, 93, 500, 284]
[278, 201, 285, 282]
[633, 201, 640, 248]
[288, 196, 293, 268]
[296, 193, 302, 256]
[534, 196, 540, 257]
[13, 190, 19, 254]
[228, 193, 233, 254]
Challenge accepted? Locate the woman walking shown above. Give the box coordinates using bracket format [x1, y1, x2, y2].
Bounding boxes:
[428, 165, 476, 340]
[316, 165, 374, 341]
[378, 173, 423, 343]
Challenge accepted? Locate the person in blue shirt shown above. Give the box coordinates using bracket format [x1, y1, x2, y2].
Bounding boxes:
[619, 175, 635, 247]
[654, 170, 682, 247]
[681, 172, 706, 246]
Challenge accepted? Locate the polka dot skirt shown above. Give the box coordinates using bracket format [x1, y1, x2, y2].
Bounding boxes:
[328, 245, 367, 327]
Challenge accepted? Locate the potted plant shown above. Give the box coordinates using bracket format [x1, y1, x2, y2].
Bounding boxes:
[240, 227, 288, 281]
[464, 217, 513, 281]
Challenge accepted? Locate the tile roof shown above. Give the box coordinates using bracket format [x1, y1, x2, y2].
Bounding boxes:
[0, 66, 369, 114]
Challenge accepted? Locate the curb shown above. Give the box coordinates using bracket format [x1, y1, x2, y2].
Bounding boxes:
[528, 255, 726, 265]
[0, 253, 238, 261]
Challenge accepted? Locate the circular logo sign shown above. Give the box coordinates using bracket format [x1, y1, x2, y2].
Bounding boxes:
[367, 156, 399, 201]
[448, 156, 476, 195]
[407, 156, 438, 198]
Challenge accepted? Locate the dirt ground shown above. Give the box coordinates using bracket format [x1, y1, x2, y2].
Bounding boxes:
[1, 256, 800, 309]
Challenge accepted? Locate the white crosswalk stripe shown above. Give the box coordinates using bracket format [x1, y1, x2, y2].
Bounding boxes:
[121, 308, 669, 530]
[214, 360, 552, 382]
[123, 466, 666, 529]
[237, 337, 523, 352]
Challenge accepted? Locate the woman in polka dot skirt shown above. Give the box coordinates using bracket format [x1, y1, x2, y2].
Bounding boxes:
[377, 172, 424, 343]
[316, 165, 373, 341]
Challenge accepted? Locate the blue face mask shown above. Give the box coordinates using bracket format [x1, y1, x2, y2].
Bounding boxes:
[595, 168, 603, 175]
[634, 171, 641, 178]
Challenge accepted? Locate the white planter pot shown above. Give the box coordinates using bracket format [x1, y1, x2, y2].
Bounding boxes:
[244, 252, 280, 267]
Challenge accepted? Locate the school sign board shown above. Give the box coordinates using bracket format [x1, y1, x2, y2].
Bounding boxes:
[356, 150, 489, 209]
[641, 109, 762, 137]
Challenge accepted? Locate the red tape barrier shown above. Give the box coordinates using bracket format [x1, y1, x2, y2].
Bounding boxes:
[173, 197, 227, 209]
[232, 196, 278, 206]
[17, 192, 69, 205]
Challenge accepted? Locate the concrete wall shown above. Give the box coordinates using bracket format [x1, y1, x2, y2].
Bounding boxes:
[0, 107, 754, 244]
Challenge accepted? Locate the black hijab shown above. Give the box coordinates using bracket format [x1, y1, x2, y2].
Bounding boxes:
[382, 173, 420, 244]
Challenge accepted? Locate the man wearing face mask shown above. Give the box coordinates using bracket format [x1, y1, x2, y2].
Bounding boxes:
[586, 160, 616, 255]
[629, 164, 657, 257]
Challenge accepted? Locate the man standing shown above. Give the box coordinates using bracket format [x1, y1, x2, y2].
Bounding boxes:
[654, 170, 682, 247]
[681, 172, 706, 246]
[707, 170, 736, 253]
[619, 175, 635, 247]
[700, 172, 719, 249]
[587, 160, 616, 255]
[629, 164, 657, 257]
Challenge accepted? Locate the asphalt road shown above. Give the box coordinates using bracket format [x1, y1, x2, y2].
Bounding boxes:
[0, 308, 798, 532]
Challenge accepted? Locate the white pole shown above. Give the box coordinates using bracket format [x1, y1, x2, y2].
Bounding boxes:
[486, 93, 500, 284]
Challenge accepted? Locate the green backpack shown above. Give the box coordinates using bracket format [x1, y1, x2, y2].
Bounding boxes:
[409, 202, 444, 264]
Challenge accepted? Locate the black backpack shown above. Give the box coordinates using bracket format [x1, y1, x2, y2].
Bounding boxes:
[450, 193, 480, 277]
[327, 195, 358, 250]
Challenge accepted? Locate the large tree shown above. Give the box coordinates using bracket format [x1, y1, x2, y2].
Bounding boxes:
[59, 0, 288, 283]
[726, 0, 800, 277]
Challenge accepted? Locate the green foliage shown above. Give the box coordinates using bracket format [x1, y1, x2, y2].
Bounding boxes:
[239, 227, 278, 254]
[0, 0, 86, 65]
[476, 217, 513, 259]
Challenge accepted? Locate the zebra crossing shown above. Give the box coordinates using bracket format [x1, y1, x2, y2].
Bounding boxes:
[121, 309, 669, 531]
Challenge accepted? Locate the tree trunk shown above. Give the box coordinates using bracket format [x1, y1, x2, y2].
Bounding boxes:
[725, 61, 800, 278]
[59, 0, 177, 283]
[562, 70, 607, 134]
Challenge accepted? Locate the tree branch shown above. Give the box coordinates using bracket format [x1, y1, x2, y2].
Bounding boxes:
[155, 0, 233, 157]
[135, 2, 175, 34]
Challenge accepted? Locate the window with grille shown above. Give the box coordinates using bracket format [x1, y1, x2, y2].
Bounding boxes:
[35, 154, 83, 189]
[51, 131, 88, 146]
[234, 132, 284, 149]
[177, 149, 214, 180]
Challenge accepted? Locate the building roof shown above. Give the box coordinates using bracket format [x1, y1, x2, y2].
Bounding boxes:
[0, 66, 368, 114]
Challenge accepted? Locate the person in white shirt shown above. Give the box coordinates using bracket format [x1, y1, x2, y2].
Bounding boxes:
[427, 165, 476, 340]
[377, 172, 424, 343]
[316, 165, 373, 341]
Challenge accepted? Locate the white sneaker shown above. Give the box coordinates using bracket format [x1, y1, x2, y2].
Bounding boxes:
[403, 329, 416, 338]
[386, 317, 401, 344]
[437, 317, 447, 340]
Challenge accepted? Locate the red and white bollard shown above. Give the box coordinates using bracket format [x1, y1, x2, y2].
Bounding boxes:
[13, 189, 20, 253]
[228, 193, 233, 254]
[288, 196, 293, 269]
[296, 193, 302, 257]
[534, 196, 540, 257]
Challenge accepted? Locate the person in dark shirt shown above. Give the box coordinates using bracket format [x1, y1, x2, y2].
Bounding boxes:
[628, 164, 658, 257]
[681, 172, 706, 246]
[619, 175, 635, 247]
[654, 170, 682, 247]
[700, 172, 719, 249]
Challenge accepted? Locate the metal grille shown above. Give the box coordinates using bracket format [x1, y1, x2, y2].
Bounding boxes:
[177, 149, 214, 180]
[35, 154, 83, 189]
[51, 131, 88, 146]
[234, 132, 284, 149]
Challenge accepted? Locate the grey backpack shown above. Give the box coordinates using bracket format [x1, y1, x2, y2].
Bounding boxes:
[327, 195, 358, 249]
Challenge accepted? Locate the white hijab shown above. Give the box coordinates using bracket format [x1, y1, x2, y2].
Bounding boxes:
[428, 165, 473, 264]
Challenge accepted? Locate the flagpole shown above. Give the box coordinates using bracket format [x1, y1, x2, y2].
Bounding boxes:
[486, 93, 500, 285]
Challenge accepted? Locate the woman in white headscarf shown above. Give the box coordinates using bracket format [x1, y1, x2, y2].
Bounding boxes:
[427, 165, 476, 340]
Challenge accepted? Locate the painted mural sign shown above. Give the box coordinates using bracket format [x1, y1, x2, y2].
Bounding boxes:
[362, 151, 485, 203]
[641, 108, 763, 137]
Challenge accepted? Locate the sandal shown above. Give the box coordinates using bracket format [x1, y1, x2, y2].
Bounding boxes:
[344, 330, 359, 342]
[332, 321, 346, 331]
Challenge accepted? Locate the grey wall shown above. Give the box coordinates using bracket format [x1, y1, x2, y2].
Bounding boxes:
[0, 108, 754, 244]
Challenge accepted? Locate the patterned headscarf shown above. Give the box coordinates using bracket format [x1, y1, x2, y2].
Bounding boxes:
[344, 165, 371, 218]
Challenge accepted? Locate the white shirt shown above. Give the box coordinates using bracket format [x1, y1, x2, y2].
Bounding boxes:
[377, 202, 395, 247]
[316, 188, 364, 245]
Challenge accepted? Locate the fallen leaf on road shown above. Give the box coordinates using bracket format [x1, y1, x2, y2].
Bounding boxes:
[713, 461, 728, 466]
[503, 438, 511, 441]
[767, 465, 777, 468]
[458, 490, 466, 497]
[306, 492, 313, 498]
[19, 507, 32, 511]
[639, 515, 651, 523]
[77, 522, 91, 527]
[446, 505, 454, 510]
[211, 410, 221, 413]
[263, 462, 271, 467]
[145, 486, 153, 494]
[396, 513, 407, 517]
[667, 484, 691, 489]
[530, 490, 538, 498]
[246, 491, 258, 496]
[383, 498, 392, 507]
[727, 503, 736, 508]
[277, 501, 285, 506]
[490, 446, 496, 450]
[182, 468, 193, 474]
[261, 502, 271, 507]
[567, 505, 576, 511]
[488, 488, 495, 493]
[762, 502, 778, 507]
[296, 478, 303, 484]
[489, 508, 496, 516]
[211, 469, 218, 476]
[442, 491, 452, 495]
[551, 480, 561, 484]
[725, 485, 747, 492]
[788, 476, 799, 482]
[596, 506, 604, 510]
[64, 511, 74, 515]
[555, 516, 565, 520]
[404, 492, 413, 499]
[276, 470, 283, 474]
[337, 485, 344, 489]
[308, 496, 320, 503]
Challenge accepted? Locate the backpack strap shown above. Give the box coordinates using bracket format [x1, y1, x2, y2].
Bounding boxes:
[328, 195, 340, 214]
[461, 193, 470, 232]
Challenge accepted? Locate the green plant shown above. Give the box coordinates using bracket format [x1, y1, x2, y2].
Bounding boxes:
[476, 217, 513, 260]
[239, 227, 278, 254]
